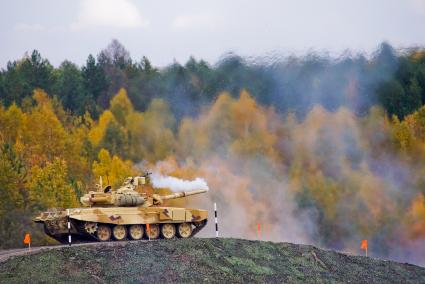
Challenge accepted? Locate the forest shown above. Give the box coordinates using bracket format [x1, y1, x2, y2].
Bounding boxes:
[0, 40, 424, 265]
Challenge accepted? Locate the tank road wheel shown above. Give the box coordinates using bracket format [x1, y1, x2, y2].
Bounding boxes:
[84, 222, 98, 234]
[129, 225, 144, 240]
[161, 223, 176, 239]
[96, 224, 112, 241]
[146, 224, 160, 239]
[177, 223, 192, 238]
[112, 225, 127, 241]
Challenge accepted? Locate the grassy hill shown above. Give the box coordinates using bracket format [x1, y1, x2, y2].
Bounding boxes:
[0, 238, 424, 283]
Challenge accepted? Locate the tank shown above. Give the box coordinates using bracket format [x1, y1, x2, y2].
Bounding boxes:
[33, 174, 208, 242]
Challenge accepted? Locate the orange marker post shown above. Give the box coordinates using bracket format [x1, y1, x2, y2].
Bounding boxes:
[146, 224, 151, 241]
[361, 239, 368, 257]
[257, 223, 261, 240]
[23, 233, 31, 251]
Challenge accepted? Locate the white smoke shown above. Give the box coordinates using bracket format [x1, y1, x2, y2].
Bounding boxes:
[150, 173, 209, 192]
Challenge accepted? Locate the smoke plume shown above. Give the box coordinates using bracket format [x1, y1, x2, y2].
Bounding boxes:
[143, 90, 425, 267]
[135, 45, 425, 266]
[150, 173, 209, 192]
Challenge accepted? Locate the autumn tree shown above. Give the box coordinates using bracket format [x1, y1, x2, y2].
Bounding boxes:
[110, 88, 133, 126]
[138, 99, 176, 161]
[0, 144, 25, 216]
[177, 90, 277, 160]
[88, 91, 131, 159]
[92, 148, 136, 187]
[20, 90, 69, 166]
[29, 158, 78, 210]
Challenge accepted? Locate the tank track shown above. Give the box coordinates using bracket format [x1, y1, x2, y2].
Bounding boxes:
[49, 220, 208, 243]
[43, 224, 67, 243]
[191, 219, 208, 237]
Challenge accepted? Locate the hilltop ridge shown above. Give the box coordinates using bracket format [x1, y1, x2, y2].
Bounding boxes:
[0, 238, 424, 283]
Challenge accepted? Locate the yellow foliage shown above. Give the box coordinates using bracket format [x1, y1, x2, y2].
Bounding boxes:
[2, 85, 425, 252]
[345, 163, 397, 236]
[306, 171, 340, 222]
[390, 107, 425, 160]
[125, 111, 144, 159]
[406, 106, 425, 141]
[405, 194, 425, 239]
[392, 115, 413, 149]
[92, 148, 136, 187]
[110, 88, 134, 126]
[138, 99, 176, 161]
[143, 99, 175, 129]
[33, 88, 51, 106]
[20, 91, 68, 166]
[229, 90, 277, 158]
[177, 90, 278, 160]
[0, 146, 23, 216]
[177, 117, 209, 160]
[88, 110, 117, 147]
[410, 50, 425, 62]
[0, 103, 25, 144]
[29, 158, 79, 209]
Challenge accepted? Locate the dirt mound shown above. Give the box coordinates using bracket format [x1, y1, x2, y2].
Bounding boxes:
[0, 238, 424, 283]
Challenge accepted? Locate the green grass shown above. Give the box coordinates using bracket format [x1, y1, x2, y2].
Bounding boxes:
[0, 238, 424, 283]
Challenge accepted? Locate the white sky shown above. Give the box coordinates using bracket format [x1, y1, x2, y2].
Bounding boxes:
[1, 0, 425, 68]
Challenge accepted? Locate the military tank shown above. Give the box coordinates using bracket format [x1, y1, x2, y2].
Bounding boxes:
[34, 175, 208, 242]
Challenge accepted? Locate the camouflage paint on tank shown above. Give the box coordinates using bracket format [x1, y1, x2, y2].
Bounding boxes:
[33, 174, 208, 241]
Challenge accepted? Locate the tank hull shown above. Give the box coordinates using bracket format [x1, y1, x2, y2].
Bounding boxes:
[34, 206, 208, 242]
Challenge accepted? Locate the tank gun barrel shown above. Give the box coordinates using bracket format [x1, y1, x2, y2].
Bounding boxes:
[160, 189, 207, 200]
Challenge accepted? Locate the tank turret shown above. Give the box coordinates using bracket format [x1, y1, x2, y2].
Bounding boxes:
[79, 176, 207, 207]
[80, 176, 147, 207]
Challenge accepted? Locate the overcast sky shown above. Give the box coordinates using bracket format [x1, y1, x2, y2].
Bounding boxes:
[1, 0, 425, 68]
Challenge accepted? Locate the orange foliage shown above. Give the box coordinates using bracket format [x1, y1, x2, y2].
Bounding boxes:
[2, 86, 425, 257]
[177, 90, 278, 161]
[405, 194, 425, 239]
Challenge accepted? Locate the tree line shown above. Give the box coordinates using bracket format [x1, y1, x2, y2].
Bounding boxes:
[1, 40, 424, 121]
